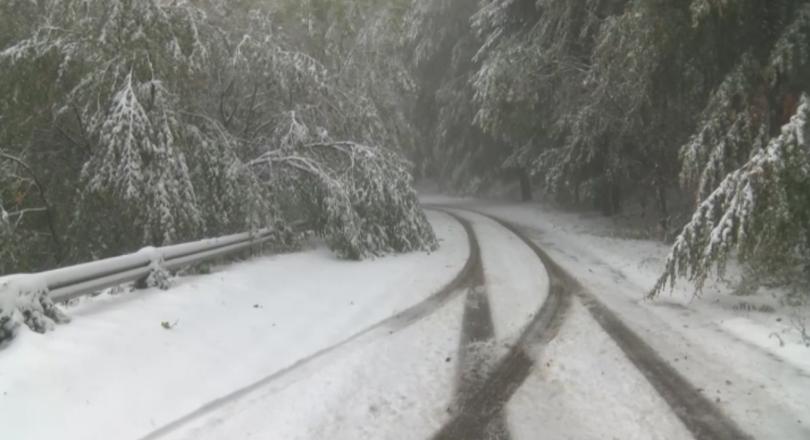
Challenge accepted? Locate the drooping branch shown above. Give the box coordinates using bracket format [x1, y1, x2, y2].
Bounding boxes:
[251, 131, 437, 259]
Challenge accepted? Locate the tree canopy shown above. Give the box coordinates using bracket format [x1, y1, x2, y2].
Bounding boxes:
[402, 0, 810, 296]
[0, 0, 436, 276]
[2, 0, 809, 300]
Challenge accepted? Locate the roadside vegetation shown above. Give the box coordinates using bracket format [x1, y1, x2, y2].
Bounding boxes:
[0, 0, 436, 274]
[2, 0, 808, 303]
[404, 0, 810, 301]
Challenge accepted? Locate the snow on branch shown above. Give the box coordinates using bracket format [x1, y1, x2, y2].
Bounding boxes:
[74, 73, 201, 250]
[0, 275, 70, 345]
[251, 115, 437, 259]
[653, 93, 810, 297]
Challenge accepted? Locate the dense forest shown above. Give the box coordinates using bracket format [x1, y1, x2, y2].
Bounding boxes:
[406, 0, 810, 299]
[0, 0, 438, 274]
[1, 0, 809, 300]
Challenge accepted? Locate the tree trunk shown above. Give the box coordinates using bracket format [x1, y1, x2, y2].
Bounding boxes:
[656, 183, 670, 242]
[518, 168, 533, 202]
[600, 179, 622, 216]
[610, 181, 622, 215]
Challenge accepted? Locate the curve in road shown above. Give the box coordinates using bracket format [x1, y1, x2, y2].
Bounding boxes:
[140, 212, 480, 440]
[440, 208, 754, 440]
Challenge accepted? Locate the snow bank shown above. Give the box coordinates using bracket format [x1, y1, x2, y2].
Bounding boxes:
[0, 212, 468, 440]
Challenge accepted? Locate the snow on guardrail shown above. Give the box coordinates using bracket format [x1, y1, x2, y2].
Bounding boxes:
[0, 228, 275, 345]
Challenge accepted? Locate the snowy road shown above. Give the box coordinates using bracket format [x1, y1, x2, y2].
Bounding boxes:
[436, 200, 809, 440]
[2, 205, 802, 439]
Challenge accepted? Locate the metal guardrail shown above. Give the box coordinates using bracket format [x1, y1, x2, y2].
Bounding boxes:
[13, 228, 276, 303]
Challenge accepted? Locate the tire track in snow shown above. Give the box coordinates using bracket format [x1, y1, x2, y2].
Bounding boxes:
[439, 212, 511, 440]
[482, 211, 754, 440]
[139, 211, 478, 440]
[432, 210, 571, 440]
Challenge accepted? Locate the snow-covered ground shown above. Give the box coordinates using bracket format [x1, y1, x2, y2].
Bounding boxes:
[508, 300, 693, 440]
[157, 291, 468, 440]
[0, 204, 563, 440]
[444, 206, 694, 440]
[427, 195, 810, 439]
[4, 197, 809, 440]
[0, 212, 469, 440]
[0, 202, 560, 440]
[142, 209, 553, 440]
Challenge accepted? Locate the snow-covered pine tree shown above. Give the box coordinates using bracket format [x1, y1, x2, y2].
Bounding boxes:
[471, 0, 588, 139]
[199, 4, 437, 258]
[1, 0, 440, 344]
[324, 0, 419, 160]
[654, 93, 810, 296]
[205, 6, 391, 150]
[655, 1, 810, 295]
[1, 0, 437, 269]
[77, 74, 201, 248]
[563, 0, 698, 217]
[1, 0, 305, 261]
[0, 0, 216, 258]
[471, 0, 640, 208]
[680, 2, 810, 203]
[404, 0, 503, 193]
[679, 55, 770, 202]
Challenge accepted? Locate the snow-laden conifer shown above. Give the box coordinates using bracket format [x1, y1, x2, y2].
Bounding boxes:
[654, 94, 810, 295]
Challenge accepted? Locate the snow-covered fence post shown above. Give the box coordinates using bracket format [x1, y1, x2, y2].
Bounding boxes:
[133, 247, 172, 291]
